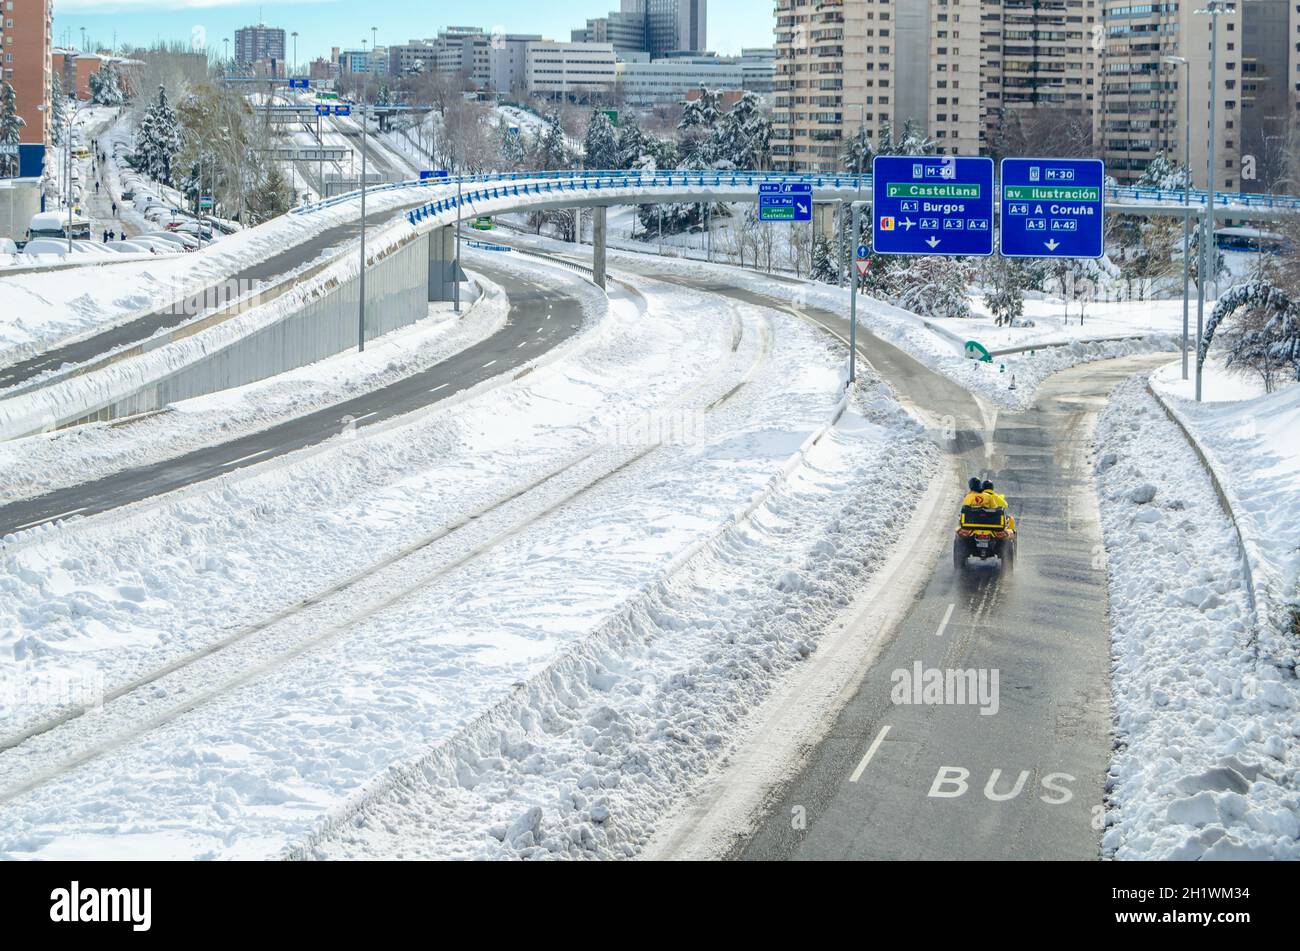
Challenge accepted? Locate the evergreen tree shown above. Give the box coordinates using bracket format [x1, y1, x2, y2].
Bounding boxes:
[583, 109, 618, 170]
[841, 124, 872, 174]
[615, 116, 650, 169]
[499, 122, 525, 167]
[0, 82, 24, 178]
[89, 65, 126, 106]
[811, 233, 838, 285]
[715, 92, 770, 171]
[1137, 152, 1190, 190]
[981, 254, 1030, 326]
[50, 72, 68, 146]
[533, 112, 569, 170]
[132, 84, 183, 186]
[248, 164, 294, 223]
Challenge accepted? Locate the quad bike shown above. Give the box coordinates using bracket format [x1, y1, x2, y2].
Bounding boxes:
[953, 505, 1016, 571]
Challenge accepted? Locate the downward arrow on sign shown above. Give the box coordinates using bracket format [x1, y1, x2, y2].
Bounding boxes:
[1044, 239, 1060, 252]
[925, 236, 940, 249]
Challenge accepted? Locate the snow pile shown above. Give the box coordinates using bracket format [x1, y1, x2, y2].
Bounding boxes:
[590, 249, 1181, 410]
[0, 269, 495, 506]
[1095, 375, 1300, 860]
[292, 380, 936, 860]
[1151, 363, 1300, 667]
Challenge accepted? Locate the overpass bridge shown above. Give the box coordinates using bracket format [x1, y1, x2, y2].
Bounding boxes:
[291, 168, 1300, 292]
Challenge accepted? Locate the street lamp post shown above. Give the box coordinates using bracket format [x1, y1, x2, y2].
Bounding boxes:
[65, 100, 85, 255]
[358, 38, 369, 352]
[1162, 54, 1191, 380]
[1194, 1, 1233, 402]
[291, 32, 298, 78]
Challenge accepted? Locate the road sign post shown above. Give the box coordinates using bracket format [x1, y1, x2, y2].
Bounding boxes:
[999, 158, 1104, 258]
[849, 202, 863, 383]
[871, 156, 994, 256]
[759, 182, 812, 222]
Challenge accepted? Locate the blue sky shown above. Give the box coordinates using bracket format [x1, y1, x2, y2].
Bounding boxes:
[53, 0, 775, 62]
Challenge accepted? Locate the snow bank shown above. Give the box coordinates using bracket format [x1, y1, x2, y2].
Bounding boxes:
[0, 270, 496, 506]
[1095, 375, 1300, 860]
[290, 373, 936, 860]
[1150, 364, 1300, 668]
[597, 250, 1182, 410]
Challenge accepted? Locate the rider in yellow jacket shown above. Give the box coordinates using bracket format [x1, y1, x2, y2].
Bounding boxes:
[962, 478, 1016, 532]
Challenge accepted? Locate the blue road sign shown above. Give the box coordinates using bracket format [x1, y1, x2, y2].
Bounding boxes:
[999, 158, 1105, 258]
[871, 155, 994, 256]
[315, 104, 330, 116]
[856, 243, 869, 259]
[759, 181, 812, 222]
[333, 104, 351, 116]
[288, 78, 310, 89]
[420, 169, 450, 180]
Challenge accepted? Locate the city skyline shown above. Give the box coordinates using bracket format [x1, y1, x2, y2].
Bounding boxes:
[50, 0, 774, 61]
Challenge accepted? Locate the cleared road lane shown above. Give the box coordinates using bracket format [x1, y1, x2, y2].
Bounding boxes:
[0, 258, 587, 536]
[604, 256, 1171, 859]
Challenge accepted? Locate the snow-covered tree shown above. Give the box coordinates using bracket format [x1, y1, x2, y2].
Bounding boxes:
[583, 109, 618, 170]
[498, 122, 526, 167]
[841, 124, 871, 175]
[677, 87, 720, 168]
[811, 233, 838, 285]
[131, 84, 183, 185]
[981, 253, 1032, 326]
[1201, 279, 1300, 391]
[49, 72, 68, 146]
[715, 92, 770, 171]
[247, 164, 294, 224]
[0, 82, 24, 177]
[532, 111, 569, 170]
[615, 116, 651, 169]
[891, 257, 974, 319]
[89, 65, 126, 106]
[1137, 153, 1190, 191]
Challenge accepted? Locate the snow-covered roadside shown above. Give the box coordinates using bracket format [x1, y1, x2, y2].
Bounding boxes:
[1094, 375, 1300, 860]
[0, 272, 879, 859]
[1149, 363, 1300, 669]
[496, 233, 1183, 411]
[294, 382, 937, 860]
[0, 271, 493, 507]
[0, 167, 448, 369]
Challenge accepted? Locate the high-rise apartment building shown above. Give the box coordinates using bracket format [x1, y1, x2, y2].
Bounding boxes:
[1, 0, 52, 178]
[774, 0, 1300, 186]
[234, 23, 287, 75]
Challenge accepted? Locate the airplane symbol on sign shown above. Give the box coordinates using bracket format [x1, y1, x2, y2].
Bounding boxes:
[900, 217, 916, 231]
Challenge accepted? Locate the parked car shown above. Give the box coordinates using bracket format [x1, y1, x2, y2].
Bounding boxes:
[106, 241, 158, 255]
[141, 231, 200, 251]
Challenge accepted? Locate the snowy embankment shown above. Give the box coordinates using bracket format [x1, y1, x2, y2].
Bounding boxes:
[1150, 362, 1300, 667]
[498, 232, 1182, 411]
[0, 172, 446, 371]
[625, 253, 1182, 410]
[0, 214, 432, 440]
[0, 258, 934, 859]
[0, 270, 493, 507]
[1094, 375, 1300, 860]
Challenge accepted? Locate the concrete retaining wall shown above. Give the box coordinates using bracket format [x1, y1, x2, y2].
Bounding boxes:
[64, 232, 431, 426]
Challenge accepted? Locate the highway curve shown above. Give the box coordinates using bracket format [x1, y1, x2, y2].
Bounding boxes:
[606, 256, 1172, 859]
[0, 257, 592, 536]
[0, 207, 416, 391]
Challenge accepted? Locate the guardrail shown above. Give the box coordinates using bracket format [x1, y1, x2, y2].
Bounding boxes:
[292, 168, 1300, 218]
